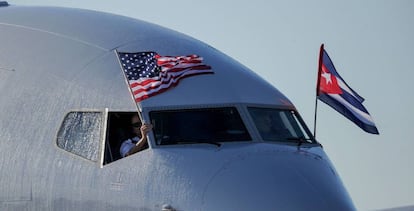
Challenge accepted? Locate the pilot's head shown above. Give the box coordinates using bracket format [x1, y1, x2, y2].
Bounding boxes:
[130, 114, 141, 136]
[255, 112, 272, 133]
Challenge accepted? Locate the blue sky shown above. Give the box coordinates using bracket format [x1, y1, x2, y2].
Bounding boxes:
[9, 0, 414, 210]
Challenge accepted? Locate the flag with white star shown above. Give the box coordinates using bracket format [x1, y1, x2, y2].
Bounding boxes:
[118, 51, 213, 102]
[316, 45, 379, 134]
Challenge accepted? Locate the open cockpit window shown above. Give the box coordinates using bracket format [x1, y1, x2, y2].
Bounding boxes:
[104, 112, 149, 164]
[150, 107, 251, 146]
[248, 107, 315, 144]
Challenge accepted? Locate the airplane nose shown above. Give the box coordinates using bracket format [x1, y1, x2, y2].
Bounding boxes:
[201, 150, 355, 211]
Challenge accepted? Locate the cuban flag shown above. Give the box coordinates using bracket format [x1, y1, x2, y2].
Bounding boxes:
[317, 44, 379, 134]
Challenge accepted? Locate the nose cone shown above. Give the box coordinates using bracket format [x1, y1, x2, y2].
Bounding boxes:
[201, 150, 355, 211]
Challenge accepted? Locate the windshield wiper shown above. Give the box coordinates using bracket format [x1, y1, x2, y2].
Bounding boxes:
[287, 136, 312, 147]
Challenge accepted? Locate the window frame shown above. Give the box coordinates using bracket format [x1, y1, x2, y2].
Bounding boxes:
[56, 109, 154, 167]
[55, 104, 317, 167]
[142, 104, 255, 148]
[103, 110, 152, 165]
[149, 107, 252, 146]
[245, 105, 317, 145]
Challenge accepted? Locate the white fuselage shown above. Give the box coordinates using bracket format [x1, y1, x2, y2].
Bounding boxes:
[0, 4, 355, 210]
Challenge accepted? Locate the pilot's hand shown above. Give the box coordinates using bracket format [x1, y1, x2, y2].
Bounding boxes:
[140, 123, 153, 137]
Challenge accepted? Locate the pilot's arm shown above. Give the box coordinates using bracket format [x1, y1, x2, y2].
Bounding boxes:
[125, 123, 153, 157]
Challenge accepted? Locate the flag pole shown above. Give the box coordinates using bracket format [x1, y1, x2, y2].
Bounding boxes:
[313, 96, 318, 138]
[313, 44, 324, 138]
[113, 49, 145, 123]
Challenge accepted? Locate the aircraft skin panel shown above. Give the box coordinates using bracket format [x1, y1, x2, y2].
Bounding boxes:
[0, 5, 191, 51]
[0, 5, 291, 108]
[0, 143, 354, 210]
[0, 26, 136, 109]
[0, 4, 356, 210]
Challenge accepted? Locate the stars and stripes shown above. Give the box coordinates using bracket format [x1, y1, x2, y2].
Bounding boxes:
[316, 45, 379, 134]
[118, 51, 213, 102]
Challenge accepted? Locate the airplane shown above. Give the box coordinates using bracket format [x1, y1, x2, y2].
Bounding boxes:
[0, 2, 356, 210]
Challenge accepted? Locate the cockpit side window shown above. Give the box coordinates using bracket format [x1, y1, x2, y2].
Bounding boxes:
[150, 107, 251, 145]
[57, 112, 103, 161]
[103, 112, 142, 164]
[57, 111, 148, 165]
[248, 107, 315, 144]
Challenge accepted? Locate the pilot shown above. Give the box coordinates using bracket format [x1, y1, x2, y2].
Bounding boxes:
[255, 113, 274, 139]
[120, 114, 153, 157]
[254, 111, 290, 141]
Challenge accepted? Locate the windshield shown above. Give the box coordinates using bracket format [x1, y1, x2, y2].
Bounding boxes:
[248, 107, 314, 144]
[150, 107, 251, 145]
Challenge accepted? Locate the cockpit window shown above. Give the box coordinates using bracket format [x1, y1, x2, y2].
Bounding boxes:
[150, 107, 251, 145]
[57, 111, 149, 165]
[57, 112, 103, 161]
[248, 107, 314, 144]
[104, 112, 145, 164]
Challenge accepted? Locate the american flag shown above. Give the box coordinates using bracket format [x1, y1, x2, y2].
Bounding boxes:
[118, 51, 213, 102]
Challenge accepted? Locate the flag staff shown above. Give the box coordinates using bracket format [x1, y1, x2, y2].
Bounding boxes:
[113, 49, 145, 123]
[313, 44, 325, 138]
[313, 95, 318, 138]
